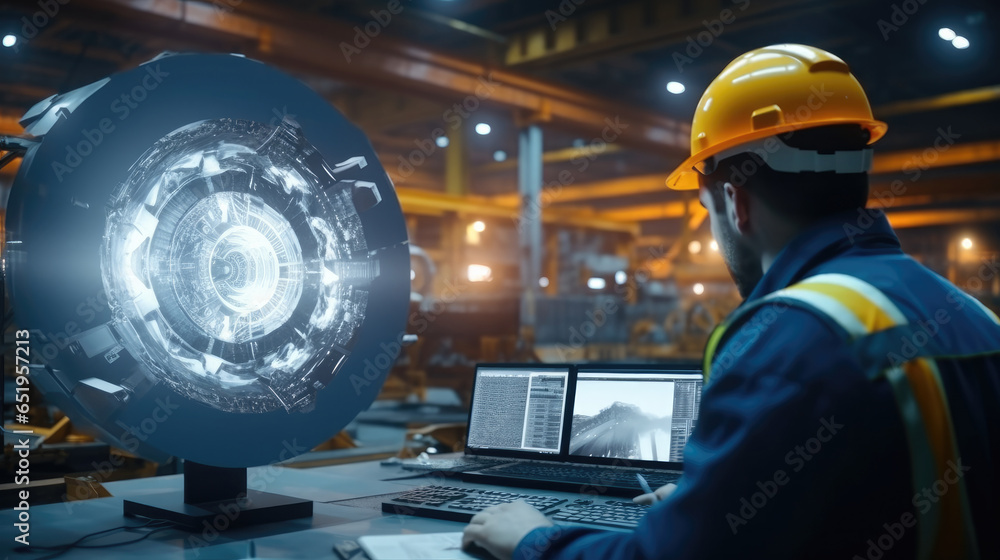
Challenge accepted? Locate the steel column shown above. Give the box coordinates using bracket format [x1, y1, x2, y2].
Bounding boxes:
[518, 125, 543, 347]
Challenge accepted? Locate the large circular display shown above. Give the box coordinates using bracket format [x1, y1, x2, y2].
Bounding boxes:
[3, 54, 410, 467]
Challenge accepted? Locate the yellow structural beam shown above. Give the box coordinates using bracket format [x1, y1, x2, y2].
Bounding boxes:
[871, 139, 1000, 175]
[887, 208, 1000, 229]
[489, 173, 668, 207]
[596, 199, 701, 223]
[589, 192, 990, 224]
[394, 187, 639, 235]
[475, 144, 624, 174]
[485, 140, 1000, 208]
[874, 85, 1000, 118]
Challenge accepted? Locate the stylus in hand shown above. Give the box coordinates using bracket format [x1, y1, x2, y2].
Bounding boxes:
[636, 473, 653, 495]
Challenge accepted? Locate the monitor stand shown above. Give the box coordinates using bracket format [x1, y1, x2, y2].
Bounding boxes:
[122, 462, 313, 530]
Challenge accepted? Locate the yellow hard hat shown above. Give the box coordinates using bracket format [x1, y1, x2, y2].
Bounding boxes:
[666, 44, 887, 190]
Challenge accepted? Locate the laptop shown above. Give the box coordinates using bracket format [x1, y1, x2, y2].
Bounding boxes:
[454, 363, 703, 497]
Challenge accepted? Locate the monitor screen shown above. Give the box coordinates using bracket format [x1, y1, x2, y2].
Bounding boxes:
[467, 366, 570, 454]
[569, 370, 703, 463]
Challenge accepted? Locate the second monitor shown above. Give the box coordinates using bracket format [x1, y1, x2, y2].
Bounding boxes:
[568, 369, 703, 463]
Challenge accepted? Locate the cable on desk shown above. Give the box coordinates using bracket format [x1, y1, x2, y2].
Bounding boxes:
[15, 518, 178, 560]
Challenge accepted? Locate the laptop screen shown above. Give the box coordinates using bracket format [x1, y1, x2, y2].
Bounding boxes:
[568, 369, 703, 463]
[467, 366, 570, 454]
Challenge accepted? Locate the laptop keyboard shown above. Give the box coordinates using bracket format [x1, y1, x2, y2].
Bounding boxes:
[478, 462, 681, 490]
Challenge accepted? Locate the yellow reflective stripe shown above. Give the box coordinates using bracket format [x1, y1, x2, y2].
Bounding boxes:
[788, 282, 900, 335]
[885, 365, 939, 560]
[920, 358, 980, 560]
[765, 288, 869, 337]
[703, 324, 727, 383]
[798, 274, 909, 325]
[904, 357, 972, 560]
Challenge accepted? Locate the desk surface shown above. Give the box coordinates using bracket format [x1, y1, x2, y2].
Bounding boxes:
[1, 457, 612, 559]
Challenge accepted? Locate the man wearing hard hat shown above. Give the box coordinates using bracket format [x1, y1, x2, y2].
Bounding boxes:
[462, 44, 1000, 560]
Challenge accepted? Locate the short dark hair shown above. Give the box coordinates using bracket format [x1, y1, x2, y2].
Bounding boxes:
[701, 124, 871, 226]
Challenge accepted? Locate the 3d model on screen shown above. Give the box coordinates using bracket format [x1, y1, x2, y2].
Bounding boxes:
[2, 53, 410, 468]
[103, 118, 376, 414]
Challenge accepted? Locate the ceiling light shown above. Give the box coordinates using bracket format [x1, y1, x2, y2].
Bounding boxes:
[952, 36, 970, 49]
[472, 220, 486, 233]
[709, 240, 719, 251]
[614, 271, 627, 285]
[666, 81, 686, 94]
[961, 238, 973, 250]
[688, 240, 702, 254]
[2, 35, 16, 48]
[539, 276, 549, 288]
[938, 27, 957, 41]
[475, 123, 491, 135]
[468, 264, 492, 282]
[587, 277, 606, 290]
[435, 136, 449, 148]
[693, 283, 705, 295]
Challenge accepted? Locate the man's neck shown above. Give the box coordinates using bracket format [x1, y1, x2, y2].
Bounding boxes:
[759, 222, 804, 275]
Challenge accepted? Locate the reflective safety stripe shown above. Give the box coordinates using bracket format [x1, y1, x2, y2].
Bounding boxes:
[918, 359, 980, 560]
[763, 287, 869, 337]
[885, 364, 940, 560]
[703, 324, 727, 383]
[798, 273, 909, 326]
[702, 273, 979, 559]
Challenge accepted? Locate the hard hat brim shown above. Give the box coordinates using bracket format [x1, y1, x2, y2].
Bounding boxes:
[666, 118, 888, 190]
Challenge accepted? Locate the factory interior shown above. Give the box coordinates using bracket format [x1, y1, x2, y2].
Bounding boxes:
[1, 0, 999, 558]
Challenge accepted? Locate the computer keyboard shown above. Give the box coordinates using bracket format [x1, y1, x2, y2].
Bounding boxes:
[381, 485, 651, 529]
[382, 485, 567, 522]
[474, 462, 681, 490]
[551, 500, 651, 529]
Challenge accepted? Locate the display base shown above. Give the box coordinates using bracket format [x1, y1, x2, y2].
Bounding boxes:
[123, 489, 313, 530]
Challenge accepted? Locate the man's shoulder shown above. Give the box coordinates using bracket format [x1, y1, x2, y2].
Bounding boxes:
[711, 302, 861, 384]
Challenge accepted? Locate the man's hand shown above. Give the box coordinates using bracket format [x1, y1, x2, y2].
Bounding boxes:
[462, 500, 553, 560]
[632, 482, 677, 505]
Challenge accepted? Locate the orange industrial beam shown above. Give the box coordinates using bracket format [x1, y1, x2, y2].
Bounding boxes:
[597, 187, 1000, 223]
[489, 173, 668, 207]
[394, 187, 639, 235]
[475, 144, 624, 174]
[596, 193, 961, 223]
[596, 199, 702, 223]
[888, 208, 1000, 229]
[80, 0, 690, 154]
[871, 140, 1000, 175]
[485, 140, 1000, 206]
[874, 85, 1000, 118]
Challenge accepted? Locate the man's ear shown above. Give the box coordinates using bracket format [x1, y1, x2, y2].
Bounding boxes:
[723, 182, 751, 235]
